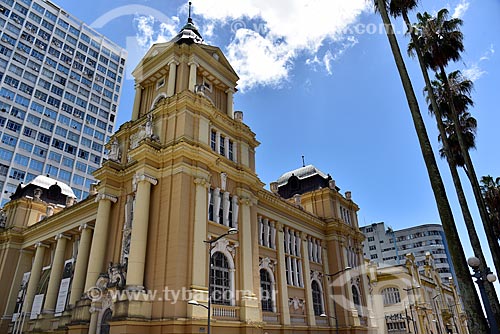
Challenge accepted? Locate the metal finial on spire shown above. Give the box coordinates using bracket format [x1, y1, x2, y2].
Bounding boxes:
[188, 1, 193, 23]
[302, 155, 305, 167]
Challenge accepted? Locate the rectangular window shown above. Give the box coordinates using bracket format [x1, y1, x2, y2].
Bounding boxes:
[219, 135, 225, 156]
[210, 130, 216, 151]
[37, 133, 50, 145]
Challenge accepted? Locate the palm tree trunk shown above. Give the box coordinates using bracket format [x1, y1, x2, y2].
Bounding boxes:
[374, 1, 487, 331]
[438, 64, 500, 282]
[401, 12, 500, 326]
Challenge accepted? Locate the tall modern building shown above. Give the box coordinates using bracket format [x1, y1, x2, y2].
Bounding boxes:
[360, 222, 456, 281]
[0, 0, 127, 205]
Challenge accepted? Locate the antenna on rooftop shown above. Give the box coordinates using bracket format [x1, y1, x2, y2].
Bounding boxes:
[301, 155, 305, 167]
[188, 1, 193, 23]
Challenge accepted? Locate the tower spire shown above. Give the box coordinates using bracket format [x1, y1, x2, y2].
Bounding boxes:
[188, 1, 193, 23]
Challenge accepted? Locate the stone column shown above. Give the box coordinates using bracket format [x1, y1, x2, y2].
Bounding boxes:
[43, 234, 70, 313]
[276, 223, 290, 325]
[131, 83, 143, 121]
[238, 196, 259, 322]
[22, 242, 49, 313]
[69, 224, 93, 306]
[258, 216, 263, 245]
[167, 60, 179, 96]
[226, 88, 234, 118]
[126, 174, 157, 290]
[301, 233, 316, 326]
[188, 61, 198, 92]
[85, 194, 117, 292]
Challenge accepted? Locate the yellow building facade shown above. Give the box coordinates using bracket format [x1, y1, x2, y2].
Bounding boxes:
[0, 19, 372, 334]
[366, 253, 468, 334]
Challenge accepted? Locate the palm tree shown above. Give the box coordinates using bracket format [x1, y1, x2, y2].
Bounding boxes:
[428, 72, 500, 324]
[481, 176, 500, 239]
[373, 1, 488, 331]
[414, 9, 500, 283]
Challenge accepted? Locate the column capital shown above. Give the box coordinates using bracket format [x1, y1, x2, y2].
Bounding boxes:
[168, 60, 180, 66]
[276, 222, 283, 231]
[79, 223, 94, 231]
[239, 196, 257, 207]
[55, 234, 71, 241]
[300, 231, 308, 240]
[95, 193, 118, 203]
[225, 87, 235, 94]
[136, 173, 158, 186]
[188, 61, 199, 67]
[134, 83, 143, 90]
[194, 177, 210, 188]
[35, 241, 49, 248]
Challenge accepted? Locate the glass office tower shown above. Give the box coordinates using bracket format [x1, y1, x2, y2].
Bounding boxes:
[0, 0, 127, 205]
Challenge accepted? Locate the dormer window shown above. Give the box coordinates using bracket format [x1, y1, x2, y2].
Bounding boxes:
[156, 77, 165, 90]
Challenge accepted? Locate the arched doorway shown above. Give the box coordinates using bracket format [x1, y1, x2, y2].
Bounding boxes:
[100, 308, 112, 334]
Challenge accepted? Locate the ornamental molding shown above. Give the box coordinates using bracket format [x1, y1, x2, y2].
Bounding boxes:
[259, 257, 276, 273]
[311, 270, 323, 282]
[194, 177, 210, 188]
[95, 193, 118, 203]
[289, 297, 305, 311]
[135, 173, 158, 186]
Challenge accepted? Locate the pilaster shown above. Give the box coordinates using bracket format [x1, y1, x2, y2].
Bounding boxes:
[126, 173, 158, 290]
[301, 233, 316, 326]
[276, 222, 291, 325]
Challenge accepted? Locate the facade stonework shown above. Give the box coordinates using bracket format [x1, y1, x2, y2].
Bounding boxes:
[0, 19, 371, 334]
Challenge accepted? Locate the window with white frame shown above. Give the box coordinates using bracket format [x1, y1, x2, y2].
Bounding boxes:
[258, 216, 276, 249]
[340, 206, 352, 225]
[260, 269, 273, 312]
[211, 252, 231, 305]
[284, 227, 303, 287]
[352, 285, 362, 316]
[311, 280, 324, 316]
[209, 129, 236, 162]
[382, 287, 401, 305]
[208, 187, 238, 228]
[308, 237, 322, 264]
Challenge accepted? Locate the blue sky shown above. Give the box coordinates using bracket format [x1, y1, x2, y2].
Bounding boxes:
[55, 0, 500, 268]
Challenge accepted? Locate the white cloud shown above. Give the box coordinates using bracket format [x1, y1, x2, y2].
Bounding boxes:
[463, 45, 495, 82]
[462, 63, 486, 82]
[452, 0, 470, 18]
[192, 0, 371, 90]
[134, 14, 178, 49]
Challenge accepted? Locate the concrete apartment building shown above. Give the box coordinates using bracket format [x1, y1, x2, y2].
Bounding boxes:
[360, 222, 456, 281]
[0, 0, 127, 205]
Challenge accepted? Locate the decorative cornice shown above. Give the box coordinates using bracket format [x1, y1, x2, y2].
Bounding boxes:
[95, 193, 118, 203]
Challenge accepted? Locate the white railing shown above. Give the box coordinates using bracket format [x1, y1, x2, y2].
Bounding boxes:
[212, 305, 239, 319]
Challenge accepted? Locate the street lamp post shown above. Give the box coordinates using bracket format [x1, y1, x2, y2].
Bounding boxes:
[324, 266, 352, 334]
[467, 256, 498, 334]
[404, 286, 421, 334]
[188, 228, 238, 334]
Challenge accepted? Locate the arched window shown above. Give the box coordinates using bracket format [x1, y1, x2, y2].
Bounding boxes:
[210, 252, 231, 305]
[311, 280, 324, 316]
[352, 285, 362, 315]
[382, 287, 401, 305]
[100, 308, 112, 334]
[260, 269, 273, 312]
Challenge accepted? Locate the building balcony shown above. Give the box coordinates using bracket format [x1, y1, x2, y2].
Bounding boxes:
[212, 305, 239, 320]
